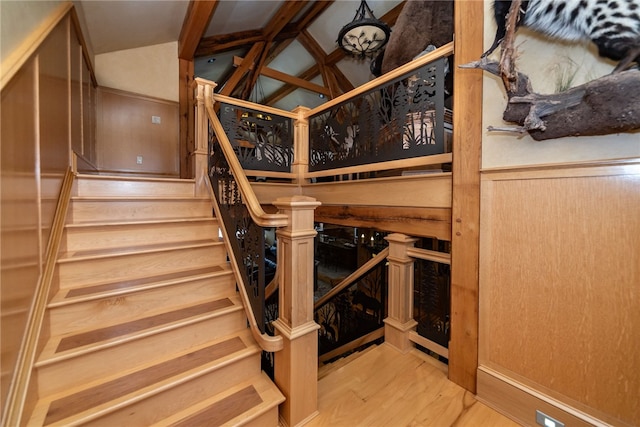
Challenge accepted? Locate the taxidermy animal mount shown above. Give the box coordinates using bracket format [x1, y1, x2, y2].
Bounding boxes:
[465, 0, 640, 140]
[484, 0, 640, 72]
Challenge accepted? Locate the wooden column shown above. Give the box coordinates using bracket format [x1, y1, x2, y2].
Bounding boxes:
[271, 195, 321, 427]
[193, 79, 215, 197]
[291, 106, 310, 185]
[450, 0, 484, 393]
[384, 233, 418, 353]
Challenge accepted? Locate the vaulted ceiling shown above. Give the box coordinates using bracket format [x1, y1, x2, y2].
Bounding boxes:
[74, 0, 405, 110]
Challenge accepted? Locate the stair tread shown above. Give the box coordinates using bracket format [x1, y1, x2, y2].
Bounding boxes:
[155, 371, 285, 427]
[57, 238, 223, 262]
[50, 265, 231, 306]
[38, 296, 243, 365]
[33, 330, 259, 426]
[77, 174, 196, 184]
[64, 217, 217, 229]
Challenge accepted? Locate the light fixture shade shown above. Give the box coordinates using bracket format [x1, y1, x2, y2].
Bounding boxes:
[337, 0, 391, 58]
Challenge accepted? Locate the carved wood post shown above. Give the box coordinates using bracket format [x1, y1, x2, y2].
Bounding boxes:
[193, 78, 216, 197]
[291, 106, 310, 185]
[271, 195, 321, 427]
[384, 233, 418, 353]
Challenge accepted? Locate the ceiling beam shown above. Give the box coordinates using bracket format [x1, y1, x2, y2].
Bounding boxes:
[195, 29, 264, 57]
[219, 42, 265, 96]
[178, 0, 218, 60]
[233, 56, 330, 96]
[263, 1, 308, 41]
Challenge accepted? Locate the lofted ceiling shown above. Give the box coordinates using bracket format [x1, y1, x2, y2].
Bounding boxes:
[74, 0, 405, 110]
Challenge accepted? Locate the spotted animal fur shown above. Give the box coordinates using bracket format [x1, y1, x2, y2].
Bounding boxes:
[483, 0, 640, 71]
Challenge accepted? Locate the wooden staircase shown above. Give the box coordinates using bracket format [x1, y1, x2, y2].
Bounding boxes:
[27, 175, 284, 426]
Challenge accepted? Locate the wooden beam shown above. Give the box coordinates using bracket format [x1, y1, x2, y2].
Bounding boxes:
[449, 0, 484, 394]
[298, 30, 327, 65]
[329, 64, 354, 94]
[262, 64, 321, 105]
[219, 42, 264, 96]
[179, 58, 194, 178]
[233, 56, 330, 96]
[195, 29, 264, 57]
[178, 0, 218, 60]
[263, 1, 307, 40]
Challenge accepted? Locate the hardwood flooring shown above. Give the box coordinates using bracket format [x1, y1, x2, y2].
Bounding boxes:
[307, 344, 519, 427]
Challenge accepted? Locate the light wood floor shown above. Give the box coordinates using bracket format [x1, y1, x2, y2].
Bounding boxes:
[307, 344, 519, 427]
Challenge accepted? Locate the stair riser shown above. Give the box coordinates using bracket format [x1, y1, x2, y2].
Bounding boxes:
[74, 178, 196, 198]
[56, 244, 226, 288]
[49, 274, 236, 336]
[86, 353, 261, 427]
[69, 199, 213, 223]
[37, 310, 247, 396]
[62, 220, 220, 252]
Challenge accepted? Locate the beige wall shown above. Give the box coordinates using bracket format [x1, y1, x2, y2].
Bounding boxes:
[481, 1, 640, 169]
[0, 0, 64, 65]
[94, 41, 179, 102]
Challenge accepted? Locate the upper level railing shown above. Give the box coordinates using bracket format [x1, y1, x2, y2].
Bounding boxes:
[197, 42, 454, 425]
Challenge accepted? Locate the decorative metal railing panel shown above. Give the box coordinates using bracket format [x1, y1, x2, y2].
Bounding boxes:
[414, 257, 451, 349]
[315, 262, 388, 357]
[218, 102, 294, 172]
[208, 121, 266, 333]
[308, 56, 449, 171]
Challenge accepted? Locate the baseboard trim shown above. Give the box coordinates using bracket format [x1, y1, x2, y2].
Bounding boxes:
[476, 366, 625, 427]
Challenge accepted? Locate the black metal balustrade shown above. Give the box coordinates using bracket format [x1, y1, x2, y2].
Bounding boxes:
[208, 121, 267, 333]
[218, 102, 294, 172]
[308, 56, 450, 172]
[315, 256, 388, 358]
[414, 240, 451, 353]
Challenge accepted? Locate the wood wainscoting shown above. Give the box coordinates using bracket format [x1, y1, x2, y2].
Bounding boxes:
[477, 159, 640, 427]
[96, 87, 179, 177]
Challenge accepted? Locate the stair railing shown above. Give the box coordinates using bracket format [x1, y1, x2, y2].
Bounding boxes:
[197, 79, 322, 427]
[197, 79, 286, 353]
[314, 247, 389, 362]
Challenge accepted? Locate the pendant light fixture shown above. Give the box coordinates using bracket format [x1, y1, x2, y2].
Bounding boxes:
[337, 0, 391, 58]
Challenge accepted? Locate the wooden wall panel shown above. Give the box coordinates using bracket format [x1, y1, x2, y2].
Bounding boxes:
[478, 162, 640, 426]
[0, 59, 41, 411]
[96, 88, 179, 176]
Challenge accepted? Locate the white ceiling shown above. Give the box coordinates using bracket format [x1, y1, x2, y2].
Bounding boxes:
[74, 0, 402, 109]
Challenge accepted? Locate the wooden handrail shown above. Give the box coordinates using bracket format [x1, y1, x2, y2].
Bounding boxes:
[204, 176, 283, 353]
[2, 168, 75, 427]
[203, 85, 288, 228]
[305, 42, 454, 118]
[406, 246, 451, 265]
[314, 247, 390, 310]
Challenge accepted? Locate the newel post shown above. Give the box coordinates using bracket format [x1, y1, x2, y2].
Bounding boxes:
[384, 233, 418, 353]
[271, 195, 321, 427]
[291, 106, 310, 185]
[193, 79, 216, 197]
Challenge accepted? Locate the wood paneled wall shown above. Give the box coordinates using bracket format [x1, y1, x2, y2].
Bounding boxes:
[96, 87, 179, 177]
[478, 161, 640, 426]
[1, 7, 94, 415]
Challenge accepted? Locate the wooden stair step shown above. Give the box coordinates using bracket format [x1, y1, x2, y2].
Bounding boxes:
[31, 330, 261, 426]
[48, 267, 235, 336]
[68, 197, 213, 223]
[36, 297, 247, 396]
[50, 265, 230, 305]
[55, 240, 227, 288]
[154, 371, 285, 427]
[62, 217, 219, 252]
[75, 175, 196, 197]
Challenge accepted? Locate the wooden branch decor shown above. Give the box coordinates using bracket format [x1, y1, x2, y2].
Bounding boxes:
[463, 0, 640, 140]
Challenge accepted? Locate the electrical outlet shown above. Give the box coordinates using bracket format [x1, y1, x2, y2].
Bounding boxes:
[536, 411, 564, 427]
[136, 155, 143, 165]
[152, 115, 161, 124]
